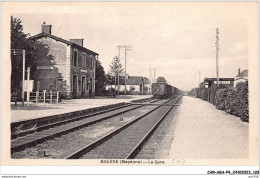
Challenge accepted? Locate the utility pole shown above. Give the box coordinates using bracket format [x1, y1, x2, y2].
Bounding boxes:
[27, 67, 30, 106]
[153, 68, 156, 83]
[199, 70, 200, 88]
[11, 49, 25, 106]
[216, 28, 220, 87]
[149, 68, 152, 86]
[117, 48, 121, 95]
[117, 45, 132, 96]
[22, 50, 25, 106]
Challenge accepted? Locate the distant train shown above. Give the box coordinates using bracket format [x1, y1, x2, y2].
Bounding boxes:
[152, 83, 181, 98]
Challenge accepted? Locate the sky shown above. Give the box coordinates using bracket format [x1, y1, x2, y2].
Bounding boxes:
[13, 2, 250, 91]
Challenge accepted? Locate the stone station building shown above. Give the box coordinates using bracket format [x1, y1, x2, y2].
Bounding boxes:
[30, 23, 99, 99]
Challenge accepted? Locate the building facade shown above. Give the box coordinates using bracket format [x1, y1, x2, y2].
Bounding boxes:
[202, 78, 234, 103]
[106, 76, 151, 95]
[234, 69, 248, 86]
[30, 23, 98, 99]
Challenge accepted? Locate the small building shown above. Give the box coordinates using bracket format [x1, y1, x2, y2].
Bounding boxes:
[234, 69, 248, 86]
[202, 78, 234, 104]
[29, 22, 99, 99]
[106, 76, 151, 95]
[124, 76, 150, 95]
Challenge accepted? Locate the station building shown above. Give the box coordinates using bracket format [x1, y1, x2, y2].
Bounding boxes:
[30, 23, 99, 99]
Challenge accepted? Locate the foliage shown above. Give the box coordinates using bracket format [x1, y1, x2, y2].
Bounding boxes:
[236, 81, 249, 122]
[215, 81, 249, 122]
[107, 56, 125, 90]
[215, 89, 226, 110]
[199, 88, 208, 101]
[156, 76, 167, 84]
[95, 60, 107, 95]
[108, 56, 124, 77]
[11, 16, 54, 98]
[107, 56, 125, 88]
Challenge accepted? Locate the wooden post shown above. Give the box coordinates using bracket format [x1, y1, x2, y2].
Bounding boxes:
[57, 91, 59, 104]
[22, 50, 25, 106]
[27, 67, 30, 106]
[50, 91, 52, 104]
[36, 90, 39, 105]
[216, 28, 219, 88]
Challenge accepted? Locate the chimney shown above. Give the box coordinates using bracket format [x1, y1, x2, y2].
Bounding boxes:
[238, 68, 241, 75]
[41, 22, 52, 34]
[69, 39, 84, 47]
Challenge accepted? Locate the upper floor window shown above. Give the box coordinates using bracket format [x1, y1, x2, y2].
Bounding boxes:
[73, 51, 78, 66]
[82, 54, 86, 69]
[90, 56, 93, 69]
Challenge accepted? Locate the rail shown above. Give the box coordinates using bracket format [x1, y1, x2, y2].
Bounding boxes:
[66, 97, 177, 159]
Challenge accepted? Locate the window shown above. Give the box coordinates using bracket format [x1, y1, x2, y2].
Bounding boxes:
[90, 56, 93, 69]
[73, 51, 78, 66]
[82, 54, 86, 69]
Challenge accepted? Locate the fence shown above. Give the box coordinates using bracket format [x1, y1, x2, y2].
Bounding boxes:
[26, 90, 60, 106]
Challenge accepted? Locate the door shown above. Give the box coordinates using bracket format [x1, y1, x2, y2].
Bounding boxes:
[72, 75, 77, 99]
[89, 78, 93, 98]
[82, 76, 86, 98]
[56, 78, 64, 92]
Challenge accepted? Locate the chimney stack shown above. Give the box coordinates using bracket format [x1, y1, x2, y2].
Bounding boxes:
[69, 39, 84, 47]
[41, 22, 52, 34]
[238, 68, 241, 75]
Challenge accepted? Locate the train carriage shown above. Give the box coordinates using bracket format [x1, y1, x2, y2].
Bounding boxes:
[152, 83, 172, 98]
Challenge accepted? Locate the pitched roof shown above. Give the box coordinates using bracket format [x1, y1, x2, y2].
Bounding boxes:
[126, 76, 150, 85]
[29, 32, 98, 56]
[236, 70, 248, 78]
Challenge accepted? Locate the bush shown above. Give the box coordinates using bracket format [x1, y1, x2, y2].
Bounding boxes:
[215, 88, 226, 110]
[224, 87, 237, 115]
[199, 88, 209, 101]
[236, 81, 249, 122]
[214, 81, 248, 122]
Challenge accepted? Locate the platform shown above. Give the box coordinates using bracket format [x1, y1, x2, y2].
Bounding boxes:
[11, 95, 152, 123]
[166, 96, 249, 159]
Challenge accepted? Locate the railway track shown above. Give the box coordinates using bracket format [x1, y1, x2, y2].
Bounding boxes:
[11, 97, 157, 139]
[11, 98, 162, 154]
[66, 96, 181, 159]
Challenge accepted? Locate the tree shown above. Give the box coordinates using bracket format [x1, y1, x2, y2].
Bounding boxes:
[107, 56, 124, 90]
[11, 16, 54, 99]
[95, 60, 107, 95]
[156, 76, 167, 84]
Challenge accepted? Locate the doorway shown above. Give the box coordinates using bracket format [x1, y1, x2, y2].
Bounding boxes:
[72, 75, 77, 99]
[89, 78, 93, 98]
[82, 76, 86, 98]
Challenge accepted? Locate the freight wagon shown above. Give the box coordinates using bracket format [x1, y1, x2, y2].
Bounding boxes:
[152, 83, 173, 98]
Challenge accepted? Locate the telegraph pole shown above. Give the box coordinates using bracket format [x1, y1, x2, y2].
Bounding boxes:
[199, 70, 200, 88]
[154, 68, 156, 83]
[149, 68, 152, 85]
[216, 28, 220, 87]
[117, 48, 121, 95]
[22, 50, 25, 106]
[117, 45, 132, 96]
[27, 67, 30, 106]
[11, 49, 25, 106]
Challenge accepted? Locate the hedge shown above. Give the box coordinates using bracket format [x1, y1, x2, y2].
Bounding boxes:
[215, 81, 248, 122]
[198, 88, 209, 101]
